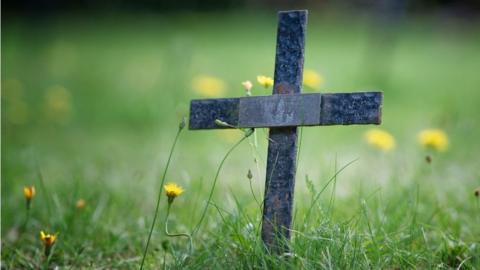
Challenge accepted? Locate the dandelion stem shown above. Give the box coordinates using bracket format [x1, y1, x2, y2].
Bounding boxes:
[18, 208, 31, 242]
[192, 129, 252, 236]
[42, 247, 54, 270]
[35, 162, 53, 224]
[21, 208, 31, 232]
[162, 252, 167, 270]
[248, 177, 261, 209]
[140, 124, 184, 270]
[164, 204, 193, 255]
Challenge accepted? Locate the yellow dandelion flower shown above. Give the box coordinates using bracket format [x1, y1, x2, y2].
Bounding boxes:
[44, 85, 72, 124]
[23, 186, 35, 200]
[257, 75, 274, 88]
[40, 231, 58, 256]
[192, 75, 226, 97]
[76, 199, 86, 209]
[365, 129, 396, 151]
[303, 69, 324, 90]
[418, 129, 448, 152]
[23, 186, 35, 209]
[164, 183, 184, 204]
[40, 231, 57, 246]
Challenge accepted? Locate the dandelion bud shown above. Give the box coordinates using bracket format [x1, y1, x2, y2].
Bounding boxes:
[76, 199, 86, 210]
[40, 231, 58, 257]
[425, 155, 432, 164]
[241, 81, 253, 96]
[474, 187, 480, 198]
[179, 117, 186, 130]
[23, 186, 35, 200]
[247, 169, 253, 180]
[23, 186, 35, 210]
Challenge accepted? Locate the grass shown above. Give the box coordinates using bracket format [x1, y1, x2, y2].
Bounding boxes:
[2, 11, 480, 269]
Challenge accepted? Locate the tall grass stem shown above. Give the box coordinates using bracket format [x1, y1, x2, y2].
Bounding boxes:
[192, 130, 251, 235]
[140, 125, 184, 270]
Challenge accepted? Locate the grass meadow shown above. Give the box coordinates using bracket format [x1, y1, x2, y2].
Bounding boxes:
[2, 11, 480, 269]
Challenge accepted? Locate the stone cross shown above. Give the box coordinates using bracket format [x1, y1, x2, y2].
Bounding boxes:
[188, 10, 383, 252]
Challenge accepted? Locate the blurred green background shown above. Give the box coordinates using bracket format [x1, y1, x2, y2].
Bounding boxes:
[2, 1, 480, 268]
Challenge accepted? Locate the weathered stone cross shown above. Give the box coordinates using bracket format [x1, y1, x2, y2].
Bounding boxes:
[188, 10, 383, 252]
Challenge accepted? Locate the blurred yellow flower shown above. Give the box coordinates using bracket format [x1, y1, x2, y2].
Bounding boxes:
[257, 75, 274, 88]
[76, 199, 86, 209]
[303, 69, 324, 89]
[40, 231, 58, 256]
[164, 183, 184, 203]
[23, 186, 36, 200]
[365, 129, 396, 151]
[418, 129, 448, 151]
[44, 85, 72, 124]
[192, 75, 226, 97]
[217, 129, 242, 143]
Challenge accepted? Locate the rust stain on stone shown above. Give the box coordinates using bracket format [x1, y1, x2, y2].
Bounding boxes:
[273, 196, 282, 209]
[275, 83, 294, 94]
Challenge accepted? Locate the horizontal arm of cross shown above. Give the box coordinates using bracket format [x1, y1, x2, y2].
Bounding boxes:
[189, 92, 382, 129]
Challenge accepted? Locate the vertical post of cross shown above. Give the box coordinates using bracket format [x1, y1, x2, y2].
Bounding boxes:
[261, 10, 307, 253]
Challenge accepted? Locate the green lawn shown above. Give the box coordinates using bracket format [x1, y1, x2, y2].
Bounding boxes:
[2, 11, 480, 269]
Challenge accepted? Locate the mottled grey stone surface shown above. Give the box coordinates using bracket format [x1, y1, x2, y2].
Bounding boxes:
[189, 92, 382, 129]
[189, 98, 239, 129]
[239, 94, 321, 127]
[261, 10, 307, 253]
